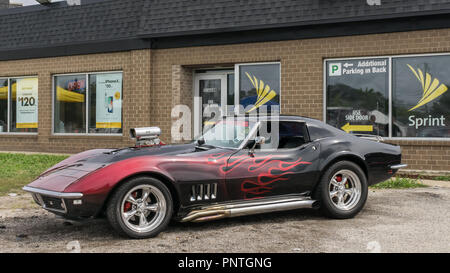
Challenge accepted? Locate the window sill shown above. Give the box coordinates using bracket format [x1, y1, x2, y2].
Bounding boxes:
[0, 133, 38, 138]
[49, 134, 125, 140]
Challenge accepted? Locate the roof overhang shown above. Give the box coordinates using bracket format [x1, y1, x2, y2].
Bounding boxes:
[1, 9, 450, 61]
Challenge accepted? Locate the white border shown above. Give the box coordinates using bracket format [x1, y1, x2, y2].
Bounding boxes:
[52, 71, 123, 136]
[324, 53, 450, 141]
[0, 76, 39, 135]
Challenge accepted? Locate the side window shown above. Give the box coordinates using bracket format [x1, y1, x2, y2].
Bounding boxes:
[258, 121, 308, 149]
[278, 121, 308, 149]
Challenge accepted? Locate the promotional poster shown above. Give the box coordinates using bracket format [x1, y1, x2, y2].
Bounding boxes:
[16, 77, 38, 129]
[95, 73, 122, 129]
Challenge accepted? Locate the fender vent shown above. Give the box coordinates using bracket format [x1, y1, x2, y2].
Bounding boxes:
[190, 183, 217, 202]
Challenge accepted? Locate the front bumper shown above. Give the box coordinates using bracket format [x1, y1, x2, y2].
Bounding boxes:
[390, 164, 408, 170]
[23, 186, 88, 218]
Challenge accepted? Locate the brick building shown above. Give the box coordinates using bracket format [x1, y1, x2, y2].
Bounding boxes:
[0, 0, 449, 172]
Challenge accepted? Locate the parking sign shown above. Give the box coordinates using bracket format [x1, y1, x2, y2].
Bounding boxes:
[329, 63, 342, 76]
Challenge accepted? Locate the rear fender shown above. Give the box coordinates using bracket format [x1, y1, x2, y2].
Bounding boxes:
[318, 151, 369, 186]
[320, 151, 367, 173]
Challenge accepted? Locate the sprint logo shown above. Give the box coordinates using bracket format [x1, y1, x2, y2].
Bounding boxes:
[407, 64, 447, 129]
[407, 64, 448, 111]
[245, 73, 277, 112]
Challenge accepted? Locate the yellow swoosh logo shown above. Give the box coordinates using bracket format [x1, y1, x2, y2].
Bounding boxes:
[407, 64, 448, 111]
[245, 72, 277, 112]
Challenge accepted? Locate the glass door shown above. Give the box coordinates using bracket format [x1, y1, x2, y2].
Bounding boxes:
[194, 74, 228, 136]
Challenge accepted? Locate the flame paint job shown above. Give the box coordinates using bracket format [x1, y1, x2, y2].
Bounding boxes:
[207, 152, 312, 199]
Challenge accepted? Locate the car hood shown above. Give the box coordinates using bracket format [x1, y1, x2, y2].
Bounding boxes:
[36, 143, 204, 179]
[27, 143, 210, 192]
[85, 143, 200, 164]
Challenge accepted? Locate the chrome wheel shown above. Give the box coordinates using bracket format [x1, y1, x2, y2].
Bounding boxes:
[328, 169, 361, 211]
[120, 185, 167, 233]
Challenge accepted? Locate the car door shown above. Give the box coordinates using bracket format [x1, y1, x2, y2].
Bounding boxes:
[224, 120, 321, 200]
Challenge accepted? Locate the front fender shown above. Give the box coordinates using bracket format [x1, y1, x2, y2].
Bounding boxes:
[64, 156, 178, 214]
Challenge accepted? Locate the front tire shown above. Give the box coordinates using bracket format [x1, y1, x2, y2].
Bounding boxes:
[313, 161, 368, 219]
[106, 176, 173, 239]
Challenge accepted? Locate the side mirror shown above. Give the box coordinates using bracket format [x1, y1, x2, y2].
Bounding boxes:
[248, 136, 265, 156]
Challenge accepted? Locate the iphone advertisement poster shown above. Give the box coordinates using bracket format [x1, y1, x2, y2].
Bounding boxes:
[95, 73, 122, 128]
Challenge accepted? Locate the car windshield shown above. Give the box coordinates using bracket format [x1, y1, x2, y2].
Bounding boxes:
[199, 119, 256, 149]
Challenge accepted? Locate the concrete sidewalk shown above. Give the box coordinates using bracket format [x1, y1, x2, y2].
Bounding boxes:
[420, 179, 450, 188]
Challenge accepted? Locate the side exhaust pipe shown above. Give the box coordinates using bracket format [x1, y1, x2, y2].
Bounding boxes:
[181, 196, 317, 223]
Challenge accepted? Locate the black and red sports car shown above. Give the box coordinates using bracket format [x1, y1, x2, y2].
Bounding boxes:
[23, 115, 406, 238]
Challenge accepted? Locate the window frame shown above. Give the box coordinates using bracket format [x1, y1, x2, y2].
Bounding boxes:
[52, 71, 123, 136]
[0, 76, 39, 135]
[324, 53, 450, 141]
[234, 62, 282, 115]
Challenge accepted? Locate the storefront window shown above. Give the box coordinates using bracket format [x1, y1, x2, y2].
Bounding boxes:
[11, 78, 38, 133]
[0, 77, 38, 133]
[393, 56, 450, 138]
[326, 58, 389, 136]
[325, 55, 450, 139]
[88, 73, 123, 134]
[0, 79, 7, 133]
[54, 72, 122, 134]
[54, 74, 86, 134]
[238, 63, 280, 113]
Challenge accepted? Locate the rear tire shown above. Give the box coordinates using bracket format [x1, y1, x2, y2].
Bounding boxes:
[106, 176, 173, 239]
[313, 161, 368, 219]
